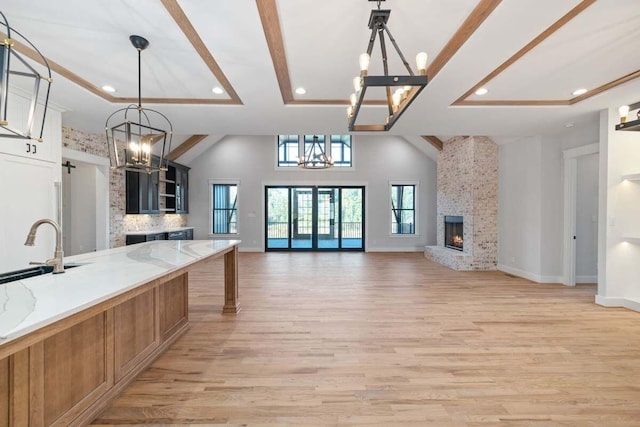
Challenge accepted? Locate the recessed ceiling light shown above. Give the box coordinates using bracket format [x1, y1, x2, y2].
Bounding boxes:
[295, 87, 307, 95]
[212, 87, 224, 95]
[572, 88, 588, 96]
[475, 87, 488, 96]
[102, 85, 116, 93]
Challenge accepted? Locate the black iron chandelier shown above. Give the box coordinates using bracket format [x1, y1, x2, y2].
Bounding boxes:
[298, 135, 334, 169]
[347, 0, 429, 132]
[616, 102, 640, 131]
[105, 35, 172, 173]
[0, 10, 52, 141]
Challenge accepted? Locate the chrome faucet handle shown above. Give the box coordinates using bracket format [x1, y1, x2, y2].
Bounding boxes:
[29, 261, 46, 265]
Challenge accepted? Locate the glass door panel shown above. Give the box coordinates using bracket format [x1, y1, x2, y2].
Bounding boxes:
[317, 188, 338, 249]
[266, 187, 289, 249]
[265, 186, 364, 251]
[341, 188, 364, 249]
[292, 187, 313, 249]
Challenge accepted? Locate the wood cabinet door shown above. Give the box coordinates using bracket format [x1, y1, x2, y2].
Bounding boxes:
[0, 357, 8, 427]
[159, 274, 188, 342]
[114, 289, 158, 382]
[36, 313, 112, 426]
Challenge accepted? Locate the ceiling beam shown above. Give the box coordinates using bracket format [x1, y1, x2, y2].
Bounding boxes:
[453, 0, 596, 105]
[166, 135, 209, 162]
[427, 0, 502, 81]
[160, 0, 242, 105]
[422, 136, 444, 151]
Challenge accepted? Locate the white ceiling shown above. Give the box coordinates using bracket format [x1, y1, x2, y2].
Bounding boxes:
[2, 0, 639, 156]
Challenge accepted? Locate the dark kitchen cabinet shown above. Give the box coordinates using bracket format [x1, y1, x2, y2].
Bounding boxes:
[126, 162, 160, 214]
[125, 228, 194, 245]
[161, 161, 190, 214]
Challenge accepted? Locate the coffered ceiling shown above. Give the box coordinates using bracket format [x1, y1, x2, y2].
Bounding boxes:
[2, 0, 639, 155]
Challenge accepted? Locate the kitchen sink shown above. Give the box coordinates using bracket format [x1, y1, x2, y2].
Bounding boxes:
[0, 264, 83, 285]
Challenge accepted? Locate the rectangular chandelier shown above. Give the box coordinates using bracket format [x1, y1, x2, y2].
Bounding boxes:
[347, 3, 429, 132]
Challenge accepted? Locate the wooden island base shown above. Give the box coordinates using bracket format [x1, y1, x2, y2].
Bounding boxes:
[0, 245, 239, 427]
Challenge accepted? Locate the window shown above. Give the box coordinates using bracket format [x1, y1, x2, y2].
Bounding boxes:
[211, 183, 238, 234]
[330, 135, 352, 167]
[277, 135, 299, 167]
[391, 184, 416, 234]
[277, 135, 353, 169]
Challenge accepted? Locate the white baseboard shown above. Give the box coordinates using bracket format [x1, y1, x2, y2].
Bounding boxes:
[595, 295, 640, 313]
[576, 275, 597, 284]
[367, 246, 424, 252]
[239, 247, 263, 252]
[497, 264, 563, 284]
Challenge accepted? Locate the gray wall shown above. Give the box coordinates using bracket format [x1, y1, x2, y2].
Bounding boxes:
[187, 135, 437, 251]
[498, 121, 600, 282]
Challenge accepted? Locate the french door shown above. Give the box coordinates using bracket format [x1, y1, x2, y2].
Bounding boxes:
[265, 186, 364, 251]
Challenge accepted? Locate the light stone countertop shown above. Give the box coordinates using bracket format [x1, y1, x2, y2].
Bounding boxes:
[0, 239, 240, 345]
[125, 226, 195, 236]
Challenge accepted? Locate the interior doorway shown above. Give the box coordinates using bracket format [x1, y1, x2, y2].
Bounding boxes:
[61, 149, 109, 255]
[265, 186, 365, 251]
[563, 144, 599, 286]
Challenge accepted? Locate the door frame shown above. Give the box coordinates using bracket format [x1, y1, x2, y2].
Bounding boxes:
[61, 148, 110, 251]
[562, 143, 599, 286]
[264, 185, 365, 252]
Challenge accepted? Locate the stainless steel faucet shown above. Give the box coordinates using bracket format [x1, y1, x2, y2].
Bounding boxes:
[24, 219, 65, 274]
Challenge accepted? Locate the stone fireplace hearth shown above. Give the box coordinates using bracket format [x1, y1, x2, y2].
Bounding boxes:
[424, 136, 498, 271]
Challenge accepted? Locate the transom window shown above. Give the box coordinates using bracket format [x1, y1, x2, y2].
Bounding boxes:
[277, 135, 299, 167]
[277, 135, 352, 168]
[211, 183, 238, 235]
[330, 135, 352, 167]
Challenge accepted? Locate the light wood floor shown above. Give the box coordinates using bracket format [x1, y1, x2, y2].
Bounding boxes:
[92, 253, 640, 426]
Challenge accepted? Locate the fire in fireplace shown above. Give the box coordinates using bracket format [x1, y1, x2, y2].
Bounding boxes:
[444, 216, 463, 251]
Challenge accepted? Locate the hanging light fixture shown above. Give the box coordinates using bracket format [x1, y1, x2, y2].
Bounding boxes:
[616, 102, 640, 131]
[347, 0, 429, 132]
[298, 135, 334, 169]
[0, 10, 52, 141]
[105, 35, 172, 173]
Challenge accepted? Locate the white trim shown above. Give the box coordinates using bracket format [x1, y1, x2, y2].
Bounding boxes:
[238, 246, 263, 252]
[595, 295, 626, 307]
[562, 143, 599, 287]
[61, 148, 109, 251]
[576, 275, 597, 284]
[208, 179, 240, 236]
[389, 180, 419, 236]
[563, 143, 599, 159]
[563, 157, 577, 286]
[367, 246, 424, 252]
[498, 264, 563, 284]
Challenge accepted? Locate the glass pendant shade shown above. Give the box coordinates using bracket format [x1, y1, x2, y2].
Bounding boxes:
[105, 35, 172, 173]
[0, 10, 52, 141]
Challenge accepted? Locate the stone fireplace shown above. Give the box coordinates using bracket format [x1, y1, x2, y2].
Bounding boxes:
[424, 136, 498, 271]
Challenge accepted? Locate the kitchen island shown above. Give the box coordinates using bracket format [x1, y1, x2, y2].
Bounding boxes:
[0, 239, 240, 426]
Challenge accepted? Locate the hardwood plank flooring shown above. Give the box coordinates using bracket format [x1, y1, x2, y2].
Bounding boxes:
[92, 253, 640, 426]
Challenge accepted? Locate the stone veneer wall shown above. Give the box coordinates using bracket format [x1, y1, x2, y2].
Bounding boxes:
[62, 127, 187, 248]
[424, 136, 498, 270]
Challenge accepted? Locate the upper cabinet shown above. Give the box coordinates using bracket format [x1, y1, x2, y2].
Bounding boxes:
[162, 161, 190, 214]
[127, 158, 189, 215]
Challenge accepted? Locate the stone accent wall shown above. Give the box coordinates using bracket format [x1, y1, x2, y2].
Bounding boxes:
[425, 136, 498, 270]
[62, 127, 187, 248]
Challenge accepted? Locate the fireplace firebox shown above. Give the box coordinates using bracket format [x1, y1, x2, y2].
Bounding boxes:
[444, 216, 463, 251]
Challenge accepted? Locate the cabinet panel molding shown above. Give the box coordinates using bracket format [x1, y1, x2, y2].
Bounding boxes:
[114, 289, 158, 382]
